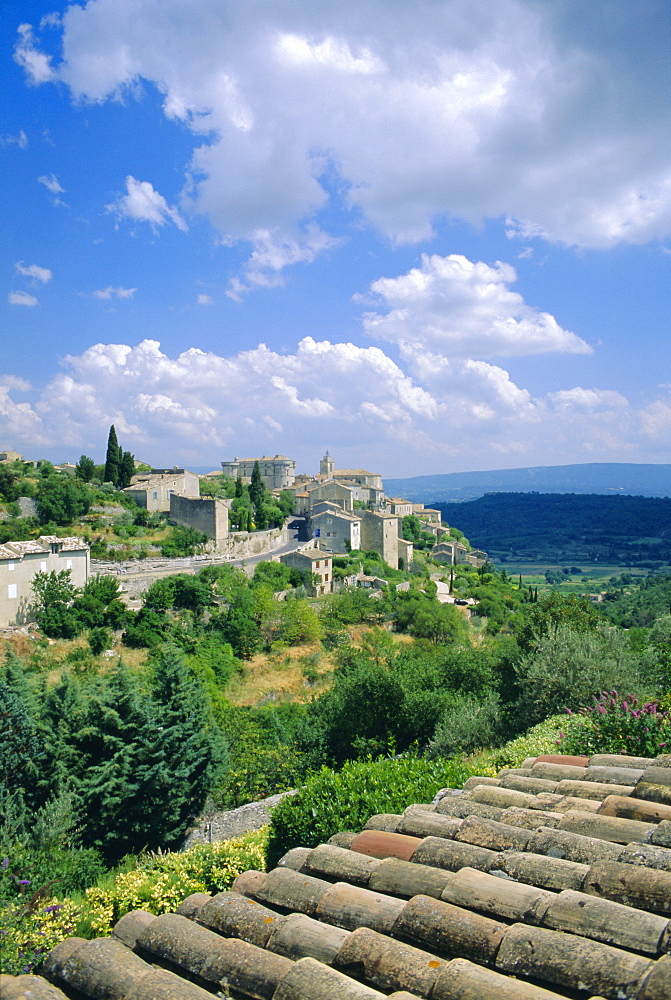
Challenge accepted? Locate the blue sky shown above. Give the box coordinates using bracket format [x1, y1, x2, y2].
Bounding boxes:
[2, 0, 670, 477]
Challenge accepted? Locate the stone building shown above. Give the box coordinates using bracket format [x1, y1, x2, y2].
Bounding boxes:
[169, 494, 229, 548]
[359, 509, 404, 570]
[386, 498, 414, 517]
[122, 469, 200, 512]
[310, 503, 361, 553]
[221, 456, 296, 490]
[319, 452, 383, 492]
[279, 547, 332, 596]
[0, 535, 89, 627]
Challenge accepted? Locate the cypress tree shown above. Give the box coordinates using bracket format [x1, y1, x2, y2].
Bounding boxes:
[235, 475, 244, 497]
[118, 450, 135, 489]
[104, 425, 120, 485]
[249, 460, 265, 509]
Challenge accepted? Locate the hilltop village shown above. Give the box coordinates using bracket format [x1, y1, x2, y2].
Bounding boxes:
[0, 448, 485, 625]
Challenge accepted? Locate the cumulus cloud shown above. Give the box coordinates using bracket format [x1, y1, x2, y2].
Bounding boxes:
[16, 262, 52, 283]
[91, 286, 136, 299]
[361, 254, 590, 359]
[197, 294, 214, 305]
[107, 176, 188, 232]
[14, 0, 671, 252]
[2, 337, 668, 473]
[9, 291, 39, 307]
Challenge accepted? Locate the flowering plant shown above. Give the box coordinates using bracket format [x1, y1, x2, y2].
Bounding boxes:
[557, 691, 670, 758]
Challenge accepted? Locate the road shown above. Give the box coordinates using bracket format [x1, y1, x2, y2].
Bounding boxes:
[92, 517, 309, 593]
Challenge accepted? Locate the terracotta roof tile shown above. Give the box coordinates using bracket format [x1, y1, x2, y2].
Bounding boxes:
[39, 753, 671, 1000]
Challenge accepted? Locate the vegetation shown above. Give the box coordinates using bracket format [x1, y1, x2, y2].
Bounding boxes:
[0, 828, 266, 975]
[266, 754, 474, 867]
[3, 459, 671, 977]
[433, 493, 671, 568]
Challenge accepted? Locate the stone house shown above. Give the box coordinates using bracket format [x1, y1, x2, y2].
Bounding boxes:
[0, 535, 89, 627]
[279, 547, 332, 596]
[310, 504, 361, 553]
[221, 455, 296, 490]
[359, 509, 404, 570]
[430, 539, 470, 565]
[0, 449, 23, 464]
[302, 480, 355, 515]
[319, 452, 383, 491]
[386, 498, 414, 517]
[122, 469, 200, 512]
[169, 494, 229, 548]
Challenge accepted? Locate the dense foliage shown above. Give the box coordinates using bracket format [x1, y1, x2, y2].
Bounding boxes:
[267, 754, 475, 867]
[1, 829, 266, 975]
[433, 493, 671, 567]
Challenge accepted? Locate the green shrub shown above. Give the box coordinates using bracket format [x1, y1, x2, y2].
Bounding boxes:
[0, 829, 267, 975]
[266, 754, 474, 868]
[492, 714, 581, 769]
[428, 690, 501, 758]
[558, 692, 671, 758]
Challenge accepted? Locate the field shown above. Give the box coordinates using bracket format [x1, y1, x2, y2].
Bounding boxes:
[502, 562, 649, 597]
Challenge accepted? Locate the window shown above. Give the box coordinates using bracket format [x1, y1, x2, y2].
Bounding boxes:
[7, 562, 15, 571]
[66, 559, 73, 569]
[324, 573, 329, 581]
[8, 584, 17, 599]
[152, 491, 159, 500]
[40, 561, 47, 571]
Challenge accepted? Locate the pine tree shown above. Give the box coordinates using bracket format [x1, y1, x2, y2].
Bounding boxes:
[71, 662, 156, 862]
[104, 425, 120, 485]
[145, 646, 228, 849]
[0, 679, 48, 811]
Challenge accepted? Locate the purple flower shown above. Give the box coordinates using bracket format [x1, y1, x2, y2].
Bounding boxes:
[1, 858, 9, 868]
[597, 704, 607, 715]
[18, 879, 31, 885]
[43, 904, 63, 913]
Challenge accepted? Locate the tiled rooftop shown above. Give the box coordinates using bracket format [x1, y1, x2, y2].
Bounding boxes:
[11, 753, 671, 1000]
[0, 536, 88, 560]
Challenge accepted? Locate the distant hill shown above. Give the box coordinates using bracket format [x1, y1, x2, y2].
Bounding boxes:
[431, 493, 671, 568]
[384, 463, 671, 503]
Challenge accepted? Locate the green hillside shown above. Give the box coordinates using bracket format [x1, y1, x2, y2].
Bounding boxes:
[432, 493, 671, 568]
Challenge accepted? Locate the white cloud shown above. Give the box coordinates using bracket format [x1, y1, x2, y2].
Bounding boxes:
[92, 286, 137, 299]
[3, 336, 667, 473]
[361, 253, 590, 359]
[9, 291, 39, 307]
[38, 173, 64, 195]
[14, 23, 56, 85]
[14, 0, 668, 253]
[107, 176, 188, 232]
[197, 294, 214, 305]
[227, 225, 342, 299]
[15, 262, 52, 284]
[1, 130, 28, 149]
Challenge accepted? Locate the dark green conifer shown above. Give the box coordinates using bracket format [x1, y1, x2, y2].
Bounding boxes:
[104, 425, 120, 485]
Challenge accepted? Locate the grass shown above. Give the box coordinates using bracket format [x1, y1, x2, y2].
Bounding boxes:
[224, 641, 337, 707]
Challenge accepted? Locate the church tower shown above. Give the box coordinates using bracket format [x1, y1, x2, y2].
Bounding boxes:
[320, 450, 334, 477]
